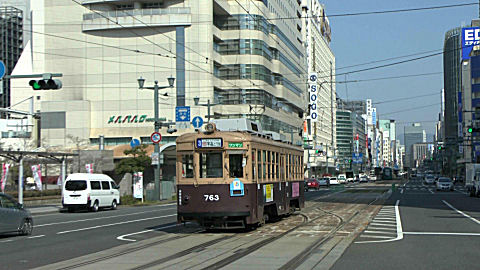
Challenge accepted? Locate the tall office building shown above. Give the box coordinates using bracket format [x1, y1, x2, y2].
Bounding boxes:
[404, 123, 426, 168]
[443, 27, 463, 175]
[0, 0, 30, 46]
[11, 0, 307, 147]
[301, 0, 336, 175]
[336, 99, 366, 115]
[0, 6, 23, 111]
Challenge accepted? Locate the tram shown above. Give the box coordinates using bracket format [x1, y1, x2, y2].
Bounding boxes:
[176, 119, 305, 229]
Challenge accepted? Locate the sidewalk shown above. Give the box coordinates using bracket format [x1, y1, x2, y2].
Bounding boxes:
[27, 204, 63, 215]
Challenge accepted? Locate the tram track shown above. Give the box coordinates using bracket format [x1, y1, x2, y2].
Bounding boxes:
[278, 192, 385, 270]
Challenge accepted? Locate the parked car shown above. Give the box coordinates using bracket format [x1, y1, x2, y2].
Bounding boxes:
[369, 173, 377, 181]
[424, 174, 435, 185]
[62, 173, 120, 212]
[306, 178, 320, 191]
[338, 174, 347, 184]
[318, 178, 330, 187]
[359, 175, 369, 183]
[0, 193, 33, 235]
[436, 177, 454, 191]
[329, 177, 340, 185]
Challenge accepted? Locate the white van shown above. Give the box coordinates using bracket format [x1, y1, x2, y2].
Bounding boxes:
[62, 173, 120, 212]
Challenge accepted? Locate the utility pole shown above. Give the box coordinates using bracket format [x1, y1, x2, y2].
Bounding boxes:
[330, 61, 334, 174]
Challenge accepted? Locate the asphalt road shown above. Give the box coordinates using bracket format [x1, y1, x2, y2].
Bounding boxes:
[0, 182, 367, 270]
[0, 204, 178, 270]
[332, 178, 480, 270]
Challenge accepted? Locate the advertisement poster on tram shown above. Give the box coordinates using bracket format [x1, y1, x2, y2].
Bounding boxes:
[264, 184, 273, 202]
[292, 182, 299, 197]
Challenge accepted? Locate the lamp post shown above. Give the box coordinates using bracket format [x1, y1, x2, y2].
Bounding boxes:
[137, 76, 175, 201]
[193, 97, 218, 122]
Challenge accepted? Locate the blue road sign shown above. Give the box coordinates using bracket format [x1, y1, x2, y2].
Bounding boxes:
[130, 138, 140, 148]
[175, 106, 191, 122]
[0, 61, 5, 79]
[192, 116, 204, 129]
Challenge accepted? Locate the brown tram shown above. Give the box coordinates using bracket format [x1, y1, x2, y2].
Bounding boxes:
[176, 120, 305, 229]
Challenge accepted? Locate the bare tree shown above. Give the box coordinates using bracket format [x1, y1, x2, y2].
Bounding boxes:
[66, 135, 90, 173]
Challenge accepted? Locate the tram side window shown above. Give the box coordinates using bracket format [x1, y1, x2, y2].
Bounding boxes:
[267, 151, 271, 180]
[276, 153, 280, 180]
[182, 155, 194, 178]
[252, 149, 256, 180]
[229, 154, 244, 178]
[258, 150, 262, 182]
[262, 150, 267, 180]
[280, 154, 285, 180]
[200, 152, 223, 178]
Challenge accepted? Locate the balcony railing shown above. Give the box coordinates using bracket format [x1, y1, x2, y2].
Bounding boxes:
[82, 7, 191, 31]
[83, 7, 191, 20]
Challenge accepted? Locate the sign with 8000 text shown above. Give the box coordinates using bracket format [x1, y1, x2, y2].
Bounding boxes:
[196, 138, 223, 148]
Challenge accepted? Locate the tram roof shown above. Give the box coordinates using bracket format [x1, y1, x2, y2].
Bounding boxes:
[176, 130, 303, 152]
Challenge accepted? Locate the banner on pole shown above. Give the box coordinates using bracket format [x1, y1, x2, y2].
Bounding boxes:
[133, 172, 144, 199]
[1, 163, 11, 192]
[31, 165, 42, 191]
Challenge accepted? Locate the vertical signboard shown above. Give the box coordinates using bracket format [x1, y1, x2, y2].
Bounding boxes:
[372, 108, 377, 125]
[366, 99, 372, 125]
[462, 27, 480, 61]
[308, 73, 318, 122]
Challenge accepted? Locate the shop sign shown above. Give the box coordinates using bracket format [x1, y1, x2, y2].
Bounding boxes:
[108, 115, 148, 124]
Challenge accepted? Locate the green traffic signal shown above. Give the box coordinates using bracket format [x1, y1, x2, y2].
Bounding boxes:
[32, 81, 41, 90]
[468, 127, 473, 133]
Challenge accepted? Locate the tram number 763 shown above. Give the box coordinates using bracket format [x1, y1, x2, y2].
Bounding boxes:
[204, 194, 220, 202]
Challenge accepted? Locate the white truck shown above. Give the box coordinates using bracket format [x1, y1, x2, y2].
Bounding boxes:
[466, 164, 480, 197]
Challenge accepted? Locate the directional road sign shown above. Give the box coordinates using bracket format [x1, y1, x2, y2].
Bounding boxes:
[192, 116, 204, 129]
[130, 138, 140, 148]
[150, 132, 162, 144]
[175, 106, 191, 122]
[0, 61, 5, 80]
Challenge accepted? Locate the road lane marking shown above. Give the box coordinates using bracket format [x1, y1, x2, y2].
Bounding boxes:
[117, 223, 181, 242]
[403, 232, 480, 236]
[367, 226, 396, 231]
[356, 200, 403, 244]
[370, 220, 396, 224]
[57, 214, 177, 234]
[363, 230, 397, 235]
[373, 217, 396, 221]
[28, 235, 45, 239]
[428, 189, 434, 194]
[359, 235, 392, 239]
[0, 239, 14, 243]
[36, 207, 176, 227]
[370, 223, 396, 227]
[401, 189, 404, 194]
[443, 200, 480, 225]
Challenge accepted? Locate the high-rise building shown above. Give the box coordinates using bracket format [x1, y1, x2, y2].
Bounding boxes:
[404, 123, 426, 168]
[336, 99, 366, 115]
[0, 0, 30, 47]
[11, 0, 307, 147]
[443, 26, 463, 175]
[301, 0, 336, 175]
[0, 6, 23, 111]
[336, 107, 366, 173]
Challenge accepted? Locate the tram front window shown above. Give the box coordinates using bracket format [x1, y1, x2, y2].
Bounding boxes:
[229, 154, 243, 178]
[182, 155, 194, 178]
[200, 152, 223, 178]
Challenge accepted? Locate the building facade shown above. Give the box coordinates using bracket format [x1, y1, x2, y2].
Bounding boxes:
[336, 108, 366, 173]
[301, 0, 336, 175]
[443, 27, 463, 176]
[11, 0, 307, 148]
[404, 123, 427, 168]
[0, 6, 23, 110]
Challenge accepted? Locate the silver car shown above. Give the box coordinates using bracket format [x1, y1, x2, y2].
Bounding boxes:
[436, 178, 454, 191]
[0, 193, 33, 235]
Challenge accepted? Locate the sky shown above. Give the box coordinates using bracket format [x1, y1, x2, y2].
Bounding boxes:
[322, 0, 478, 140]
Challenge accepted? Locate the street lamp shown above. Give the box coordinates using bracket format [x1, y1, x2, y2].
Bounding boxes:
[137, 76, 175, 201]
[193, 97, 218, 122]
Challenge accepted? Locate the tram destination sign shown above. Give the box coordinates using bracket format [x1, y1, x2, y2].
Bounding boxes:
[196, 138, 223, 148]
[228, 142, 243, 148]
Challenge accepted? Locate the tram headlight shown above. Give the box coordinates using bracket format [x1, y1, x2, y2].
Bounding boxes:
[205, 123, 216, 133]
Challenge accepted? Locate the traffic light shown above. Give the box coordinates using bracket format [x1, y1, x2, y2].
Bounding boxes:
[29, 79, 62, 90]
[467, 127, 480, 133]
[438, 146, 443, 150]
